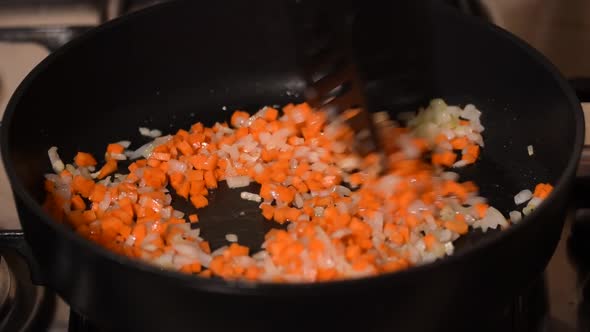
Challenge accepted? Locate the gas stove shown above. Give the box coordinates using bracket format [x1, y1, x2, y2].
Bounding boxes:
[0, 1, 590, 331]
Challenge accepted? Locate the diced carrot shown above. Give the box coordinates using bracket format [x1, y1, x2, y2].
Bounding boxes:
[230, 111, 250, 128]
[432, 151, 457, 167]
[275, 185, 295, 204]
[381, 260, 406, 273]
[188, 154, 207, 170]
[176, 140, 193, 156]
[435, 133, 448, 144]
[44, 179, 55, 192]
[462, 144, 480, 164]
[204, 170, 217, 189]
[177, 181, 190, 199]
[72, 175, 95, 198]
[187, 170, 204, 182]
[533, 183, 553, 199]
[444, 219, 468, 235]
[190, 195, 209, 209]
[169, 172, 184, 189]
[42, 101, 499, 282]
[199, 270, 212, 278]
[199, 241, 211, 254]
[245, 266, 261, 280]
[89, 184, 107, 203]
[74, 152, 97, 167]
[450, 137, 469, 150]
[260, 204, 274, 220]
[151, 152, 171, 161]
[143, 167, 167, 188]
[189, 180, 206, 197]
[107, 143, 125, 154]
[474, 203, 489, 219]
[97, 159, 118, 179]
[273, 206, 290, 224]
[423, 234, 437, 251]
[71, 195, 86, 210]
[228, 243, 249, 257]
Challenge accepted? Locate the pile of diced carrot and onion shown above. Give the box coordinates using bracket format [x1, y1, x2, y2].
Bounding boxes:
[43, 99, 552, 282]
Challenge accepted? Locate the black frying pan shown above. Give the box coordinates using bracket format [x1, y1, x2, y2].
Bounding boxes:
[0, 1, 584, 331]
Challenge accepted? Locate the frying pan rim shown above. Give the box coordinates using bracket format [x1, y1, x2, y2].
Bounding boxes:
[0, 0, 584, 295]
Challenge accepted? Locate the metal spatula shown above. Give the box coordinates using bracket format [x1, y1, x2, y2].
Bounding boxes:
[287, 0, 434, 164]
[287, 0, 382, 158]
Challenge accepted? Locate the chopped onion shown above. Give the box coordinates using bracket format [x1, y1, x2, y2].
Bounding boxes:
[225, 233, 238, 243]
[523, 197, 543, 216]
[444, 242, 454, 255]
[514, 189, 533, 205]
[139, 127, 162, 138]
[509, 211, 522, 223]
[333, 185, 351, 197]
[441, 172, 459, 181]
[452, 160, 469, 168]
[116, 140, 132, 148]
[47, 146, 65, 173]
[211, 246, 228, 257]
[473, 206, 508, 232]
[109, 153, 127, 161]
[226, 176, 251, 188]
[331, 228, 352, 239]
[167, 159, 187, 174]
[240, 191, 261, 202]
[459, 104, 482, 121]
[139, 127, 150, 136]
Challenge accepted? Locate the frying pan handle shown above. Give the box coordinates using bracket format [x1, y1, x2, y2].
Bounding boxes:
[0, 230, 45, 285]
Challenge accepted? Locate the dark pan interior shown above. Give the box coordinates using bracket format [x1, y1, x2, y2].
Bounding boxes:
[5, 0, 577, 256]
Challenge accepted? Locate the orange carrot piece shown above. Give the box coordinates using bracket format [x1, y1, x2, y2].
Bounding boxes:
[177, 181, 190, 199]
[230, 111, 250, 128]
[142, 167, 167, 188]
[72, 175, 95, 198]
[462, 144, 480, 164]
[204, 170, 217, 189]
[97, 159, 118, 179]
[423, 234, 437, 251]
[190, 195, 209, 209]
[533, 183, 552, 199]
[176, 140, 193, 156]
[444, 219, 468, 235]
[474, 203, 489, 219]
[169, 172, 185, 189]
[260, 204, 274, 220]
[450, 137, 469, 150]
[275, 185, 295, 204]
[432, 151, 457, 167]
[106, 143, 125, 154]
[71, 195, 86, 210]
[151, 152, 171, 161]
[228, 243, 249, 257]
[89, 184, 107, 203]
[74, 152, 97, 167]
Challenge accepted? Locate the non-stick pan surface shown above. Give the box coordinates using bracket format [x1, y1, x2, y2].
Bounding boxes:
[0, 0, 584, 331]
